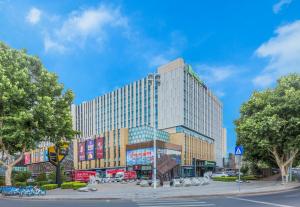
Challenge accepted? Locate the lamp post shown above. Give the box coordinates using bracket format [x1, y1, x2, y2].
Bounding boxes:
[148, 73, 160, 189]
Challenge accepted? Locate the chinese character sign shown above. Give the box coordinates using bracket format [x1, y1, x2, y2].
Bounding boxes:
[96, 137, 104, 159]
[126, 148, 154, 166]
[86, 139, 95, 160]
[78, 142, 86, 161]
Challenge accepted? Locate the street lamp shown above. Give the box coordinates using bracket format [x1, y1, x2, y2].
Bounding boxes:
[148, 73, 160, 189]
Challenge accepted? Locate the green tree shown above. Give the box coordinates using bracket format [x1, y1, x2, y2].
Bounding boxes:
[235, 74, 300, 183]
[0, 42, 76, 185]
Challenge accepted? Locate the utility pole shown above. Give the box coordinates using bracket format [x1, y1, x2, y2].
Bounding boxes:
[148, 73, 160, 189]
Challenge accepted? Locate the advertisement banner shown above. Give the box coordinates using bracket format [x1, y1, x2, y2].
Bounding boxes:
[24, 153, 31, 165]
[95, 137, 104, 159]
[39, 149, 44, 162]
[78, 142, 86, 161]
[86, 139, 95, 160]
[126, 148, 154, 166]
[44, 149, 49, 162]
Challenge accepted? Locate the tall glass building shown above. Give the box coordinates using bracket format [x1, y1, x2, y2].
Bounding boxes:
[71, 58, 224, 166]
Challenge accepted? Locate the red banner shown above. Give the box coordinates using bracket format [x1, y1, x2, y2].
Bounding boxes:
[24, 153, 31, 165]
[95, 137, 104, 159]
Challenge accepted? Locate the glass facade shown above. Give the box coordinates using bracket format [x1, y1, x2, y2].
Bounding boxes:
[128, 126, 169, 144]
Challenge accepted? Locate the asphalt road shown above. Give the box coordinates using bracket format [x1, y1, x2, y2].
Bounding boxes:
[1, 188, 300, 207]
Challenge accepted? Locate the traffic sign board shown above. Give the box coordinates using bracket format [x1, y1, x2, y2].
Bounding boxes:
[235, 146, 244, 155]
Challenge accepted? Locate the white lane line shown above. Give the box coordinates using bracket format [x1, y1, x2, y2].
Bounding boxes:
[227, 197, 296, 207]
[138, 201, 207, 205]
[138, 204, 215, 207]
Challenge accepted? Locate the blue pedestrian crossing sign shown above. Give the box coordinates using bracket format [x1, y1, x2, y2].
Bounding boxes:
[235, 146, 244, 155]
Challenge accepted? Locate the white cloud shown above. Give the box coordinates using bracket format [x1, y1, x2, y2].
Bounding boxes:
[214, 90, 225, 98]
[148, 55, 171, 68]
[253, 20, 300, 87]
[252, 75, 274, 88]
[44, 4, 128, 53]
[197, 65, 237, 83]
[44, 36, 66, 53]
[146, 31, 187, 68]
[26, 7, 41, 24]
[273, 0, 292, 14]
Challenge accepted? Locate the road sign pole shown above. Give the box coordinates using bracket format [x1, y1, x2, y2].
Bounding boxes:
[235, 146, 244, 193]
[238, 156, 241, 192]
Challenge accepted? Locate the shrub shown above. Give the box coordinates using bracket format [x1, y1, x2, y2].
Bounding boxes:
[0, 176, 4, 186]
[26, 181, 36, 186]
[36, 181, 50, 186]
[48, 169, 67, 184]
[61, 181, 86, 190]
[15, 182, 27, 187]
[41, 184, 58, 190]
[36, 172, 47, 182]
[61, 182, 75, 189]
[242, 175, 257, 180]
[72, 182, 87, 190]
[13, 171, 31, 182]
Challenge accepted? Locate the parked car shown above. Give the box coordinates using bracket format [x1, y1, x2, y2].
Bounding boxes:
[225, 170, 236, 176]
[115, 171, 137, 182]
[71, 170, 97, 183]
[211, 172, 229, 178]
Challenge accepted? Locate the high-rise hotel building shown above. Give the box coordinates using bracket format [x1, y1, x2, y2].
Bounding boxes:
[71, 58, 224, 168]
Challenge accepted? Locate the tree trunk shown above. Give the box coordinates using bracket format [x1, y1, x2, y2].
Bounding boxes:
[5, 165, 13, 186]
[271, 148, 298, 184]
[279, 165, 287, 184]
[3, 151, 25, 186]
[55, 146, 62, 187]
[56, 160, 61, 187]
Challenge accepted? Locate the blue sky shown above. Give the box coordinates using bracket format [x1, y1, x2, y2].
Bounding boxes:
[1, 0, 300, 154]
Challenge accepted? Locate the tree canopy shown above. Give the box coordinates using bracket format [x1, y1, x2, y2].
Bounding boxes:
[235, 74, 300, 182]
[0, 41, 76, 185]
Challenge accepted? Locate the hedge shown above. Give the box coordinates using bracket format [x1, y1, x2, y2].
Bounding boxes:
[212, 175, 258, 182]
[72, 183, 87, 190]
[41, 184, 58, 190]
[212, 177, 238, 182]
[15, 182, 27, 187]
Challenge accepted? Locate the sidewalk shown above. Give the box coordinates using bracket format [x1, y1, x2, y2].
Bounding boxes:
[2, 181, 300, 200]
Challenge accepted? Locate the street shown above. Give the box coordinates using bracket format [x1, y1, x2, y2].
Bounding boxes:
[1, 188, 300, 207]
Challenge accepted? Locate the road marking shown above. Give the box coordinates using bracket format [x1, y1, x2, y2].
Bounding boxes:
[138, 205, 215, 207]
[136, 199, 215, 207]
[138, 201, 207, 204]
[227, 197, 296, 207]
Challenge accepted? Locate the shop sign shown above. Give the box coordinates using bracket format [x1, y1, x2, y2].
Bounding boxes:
[141, 165, 152, 171]
[204, 161, 216, 167]
[126, 148, 154, 166]
[86, 139, 95, 160]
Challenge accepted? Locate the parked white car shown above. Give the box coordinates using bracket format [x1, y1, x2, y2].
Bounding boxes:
[211, 172, 229, 178]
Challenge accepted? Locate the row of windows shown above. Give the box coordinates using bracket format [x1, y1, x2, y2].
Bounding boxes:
[75, 76, 159, 138]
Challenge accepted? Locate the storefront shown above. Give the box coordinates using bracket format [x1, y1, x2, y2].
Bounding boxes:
[126, 140, 182, 180]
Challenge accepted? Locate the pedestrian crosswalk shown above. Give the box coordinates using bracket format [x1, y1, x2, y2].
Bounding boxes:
[135, 199, 216, 207]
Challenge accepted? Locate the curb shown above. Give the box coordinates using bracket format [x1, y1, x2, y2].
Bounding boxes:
[1, 184, 299, 201]
[0, 196, 122, 201]
[161, 185, 300, 199]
